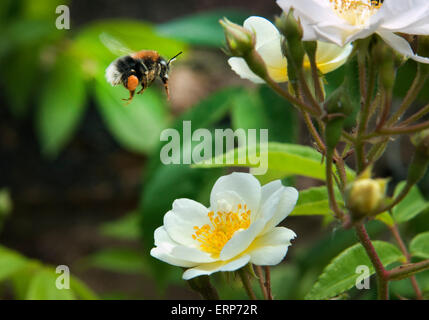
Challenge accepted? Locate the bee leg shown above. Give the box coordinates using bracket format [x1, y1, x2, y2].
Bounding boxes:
[137, 79, 147, 95]
[162, 78, 170, 100]
[122, 90, 135, 105]
[122, 75, 138, 104]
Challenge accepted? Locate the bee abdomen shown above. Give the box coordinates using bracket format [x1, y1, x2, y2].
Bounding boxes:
[105, 55, 139, 86]
[105, 59, 123, 86]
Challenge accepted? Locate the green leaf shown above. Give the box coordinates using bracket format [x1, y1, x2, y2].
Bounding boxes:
[0, 189, 12, 218]
[0, 246, 28, 282]
[193, 142, 355, 184]
[94, 79, 169, 154]
[84, 248, 148, 274]
[26, 268, 75, 300]
[375, 212, 395, 227]
[69, 276, 98, 300]
[10, 262, 42, 300]
[156, 10, 250, 47]
[270, 265, 300, 300]
[231, 90, 268, 133]
[394, 61, 429, 103]
[99, 212, 141, 241]
[410, 231, 429, 259]
[1, 46, 41, 117]
[22, 0, 69, 21]
[392, 181, 429, 224]
[390, 268, 429, 299]
[0, 19, 60, 57]
[306, 241, 404, 300]
[292, 186, 343, 216]
[36, 53, 87, 158]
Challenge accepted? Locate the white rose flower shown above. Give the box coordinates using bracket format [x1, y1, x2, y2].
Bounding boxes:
[228, 16, 353, 83]
[150, 172, 298, 280]
[277, 0, 429, 64]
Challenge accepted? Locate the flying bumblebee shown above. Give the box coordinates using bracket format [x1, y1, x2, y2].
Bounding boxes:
[102, 33, 182, 103]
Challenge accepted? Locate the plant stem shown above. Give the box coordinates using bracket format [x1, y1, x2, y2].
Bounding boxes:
[359, 62, 377, 134]
[254, 265, 268, 300]
[389, 259, 429, 281]
[373, 119, 429, 136]
[358, 51, 367, 102]
[298, 69, 322, 114]
[334, 150, 348, 192]
[389, 224, 423, 300]
[355, 54, 378, 173]
[308, 54, 325, 102]
[303, 111, 326, 154]
[342, 131, 356, 144]
[355, 223, 389, 300]
[238, 268, 257, 300]
[265, 77, 320, 117]
[387, 66, 428, 126]
[376, 89, 392, 131]
[367, 139, 389, 164]
[264, 266, 273, 300]
[400, 103, 429, 127]
[326, 150, 345, 220]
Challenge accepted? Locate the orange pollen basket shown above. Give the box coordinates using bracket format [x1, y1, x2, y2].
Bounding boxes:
[126, 75, 139, 91]
[192, 204, 251, 257]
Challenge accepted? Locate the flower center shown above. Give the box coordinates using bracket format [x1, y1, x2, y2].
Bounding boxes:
[192, 204, 251, 257]
[329, 0, 382, 26]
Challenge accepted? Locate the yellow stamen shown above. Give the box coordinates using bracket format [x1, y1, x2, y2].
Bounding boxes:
[192, 204, 251, 257]
[329, 0, 382, 26]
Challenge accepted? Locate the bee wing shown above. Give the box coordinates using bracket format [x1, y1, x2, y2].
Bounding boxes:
[99, 32, 134, 57]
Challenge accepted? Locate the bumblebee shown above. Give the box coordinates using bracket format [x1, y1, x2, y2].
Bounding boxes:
[102, 33, 182, 103]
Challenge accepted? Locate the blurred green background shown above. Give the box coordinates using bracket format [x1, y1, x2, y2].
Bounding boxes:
[0, 0, 428, 300]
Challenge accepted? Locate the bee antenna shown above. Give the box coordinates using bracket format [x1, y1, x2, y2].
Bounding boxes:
[168, 51, 183, 65]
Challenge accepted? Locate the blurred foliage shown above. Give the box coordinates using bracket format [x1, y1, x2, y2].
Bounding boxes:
[392, 181, 429, 224]
[0, 245, 97, 299]
[156, 10, 250, 47]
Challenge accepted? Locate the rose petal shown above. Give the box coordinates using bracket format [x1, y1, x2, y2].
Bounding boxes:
[261, 187, 298, 235]
[154, 226, 178, 248]
[378, 30, 429, 64]
[261, 180, 283, 205]
[219, 219, 265, 261]
[228, 57, 265, 84]
[150, 247, 197, 268]
[257, 38, 288, 82]
[259, 186, 285, 223]
[243, 16, 280, 49]
[154, 227, 215, 264]
[249, 227, 296, 265]
[210, 172, 261, 214]
[276, 0, 341, 26]
[163, 198, 211, 247]
[380, 0, 429, 34]
[182, 255, 250, 280]
[315, 42, 353, 74]
[171, 245, 216, 263]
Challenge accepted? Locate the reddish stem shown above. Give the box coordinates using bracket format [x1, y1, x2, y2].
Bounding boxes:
[389, 224, 423, 300]
[355, 223, 389, 300]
